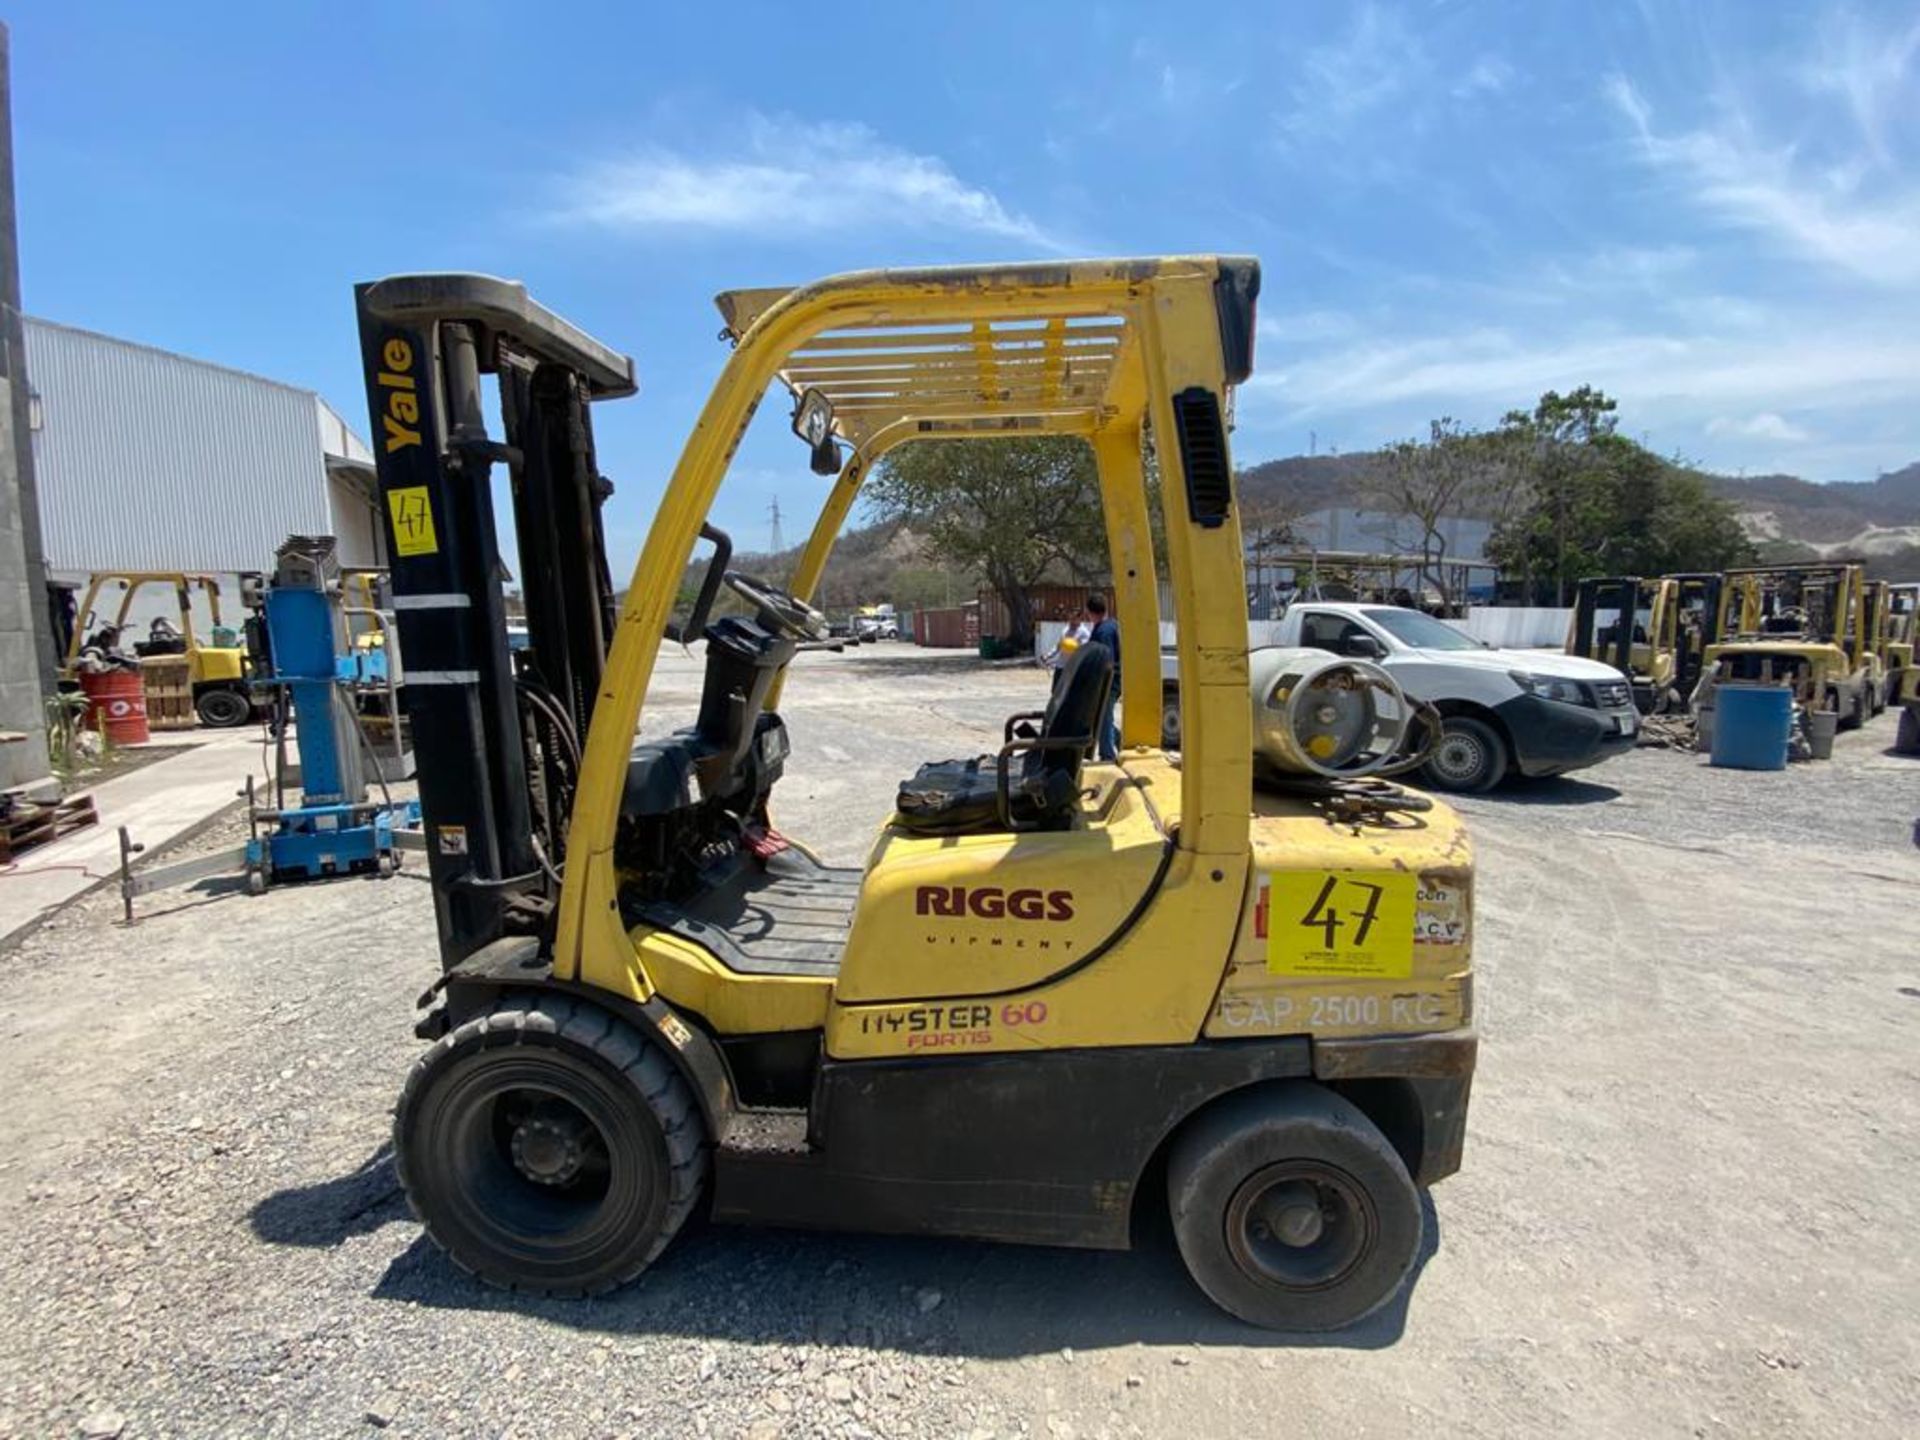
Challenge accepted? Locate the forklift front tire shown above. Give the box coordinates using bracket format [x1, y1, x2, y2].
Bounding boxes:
[394, 995, 707, 1297]
[195, 685, 253, 729]
[1168, 1083, 1422, 1331]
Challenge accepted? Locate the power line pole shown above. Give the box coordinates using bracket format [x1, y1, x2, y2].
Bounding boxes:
[768, 497, 784, 554]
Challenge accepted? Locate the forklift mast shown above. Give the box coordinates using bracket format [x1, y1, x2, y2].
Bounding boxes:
[1570, 576, 1644, 676]
[354, 276, 638, 968]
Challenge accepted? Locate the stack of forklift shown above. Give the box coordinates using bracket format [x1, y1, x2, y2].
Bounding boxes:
[1567, 564, 1919, 759]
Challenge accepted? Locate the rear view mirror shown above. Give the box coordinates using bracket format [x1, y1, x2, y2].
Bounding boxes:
[1346, 634, 1384, 659]
[793, 388, 841, 476]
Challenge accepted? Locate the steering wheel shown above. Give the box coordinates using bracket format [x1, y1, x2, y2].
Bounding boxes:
[723, 571, 828, 641]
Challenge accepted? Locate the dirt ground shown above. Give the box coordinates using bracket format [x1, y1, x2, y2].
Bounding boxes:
[1, 646, 1916, 1440]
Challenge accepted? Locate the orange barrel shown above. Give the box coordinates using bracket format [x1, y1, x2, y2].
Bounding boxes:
[79, 668, 151, 745]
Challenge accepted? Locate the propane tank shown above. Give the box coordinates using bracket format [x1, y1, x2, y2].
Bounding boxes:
[1247, 647, 1412, 781]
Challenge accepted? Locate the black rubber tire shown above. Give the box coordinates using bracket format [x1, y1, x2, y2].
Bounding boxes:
[1897, 705, 1920, 755]
[1161, 686, 1181, 751]
[394, 995, 707, 1296]
[1420, 714, 1508, 793]
[195, 685, 253, 728]
[1168, 1083, 1423, 1331]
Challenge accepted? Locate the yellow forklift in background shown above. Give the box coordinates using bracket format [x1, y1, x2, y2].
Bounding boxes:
[1567, 573, 1722, 714]
[60, 571, 255, 727]
[1693, 562, 1878, 734]
[355, 257, 1477, 1331]
[1884, 582, 1918, 711]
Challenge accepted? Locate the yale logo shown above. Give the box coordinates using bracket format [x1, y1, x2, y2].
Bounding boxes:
[915, 885, 1074, 921]
[377, 337, 422, 453]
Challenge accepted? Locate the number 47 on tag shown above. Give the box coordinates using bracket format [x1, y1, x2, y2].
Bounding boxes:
[1263, 869, 1416, 978]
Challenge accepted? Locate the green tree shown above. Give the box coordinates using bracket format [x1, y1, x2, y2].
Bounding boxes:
[1485, 388, 1753, 600]
[865, 436, 1109, 642]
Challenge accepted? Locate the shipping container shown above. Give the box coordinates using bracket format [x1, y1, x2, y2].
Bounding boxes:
[913, 605, 978, 648]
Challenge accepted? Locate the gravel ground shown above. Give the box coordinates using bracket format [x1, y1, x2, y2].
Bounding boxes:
[1, 645, 1915, 1439]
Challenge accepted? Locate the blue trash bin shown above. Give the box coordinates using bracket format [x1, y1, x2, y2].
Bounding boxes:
[1709, 683, 1793, 771]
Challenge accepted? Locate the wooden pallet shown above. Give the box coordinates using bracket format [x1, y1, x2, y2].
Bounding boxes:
[141, 656, 196, 731]
[0, 793, 99, 863]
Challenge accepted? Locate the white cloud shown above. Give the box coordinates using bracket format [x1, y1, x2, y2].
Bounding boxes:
[1605, 64, 1920, 286]
[1275, 4, 1427, 143]
[1452, 55, 1514, 100]
[555, 115, 1058, 249]
[1799, 8, 1920, 164]
[1240, 316, 1920, 483]
[1706, 412, 1813, 443]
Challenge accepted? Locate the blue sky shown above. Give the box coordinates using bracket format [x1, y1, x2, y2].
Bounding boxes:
[11, 1, 1920, 568]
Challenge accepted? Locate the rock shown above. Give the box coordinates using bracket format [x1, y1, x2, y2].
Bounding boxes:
[1170, 1354, 1192, 1367]
[768, 1390, 793, 1414]
[1125, 1374, 1144, 1389]
[697, 1348, 718, 1382]
[1045, 1418, 1075, 1440]
[915, 1287, 945, 1314]
[364, 1411, 392, 1430]
[79, 1410, 126, 1439]
[746, 1422, 781, 1440]
[825, 1374, 856, 1404]
[1060, 1347, 1075, 1363]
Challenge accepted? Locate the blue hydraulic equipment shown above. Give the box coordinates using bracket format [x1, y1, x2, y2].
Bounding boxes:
[245, 536, 418, 892]
[116, 535, 419, 918]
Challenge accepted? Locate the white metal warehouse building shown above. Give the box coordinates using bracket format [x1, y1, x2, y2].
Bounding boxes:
[23, 317, 381, 602]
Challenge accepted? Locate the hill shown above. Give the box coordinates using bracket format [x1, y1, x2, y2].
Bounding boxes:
[1707, 462, 1920, 565]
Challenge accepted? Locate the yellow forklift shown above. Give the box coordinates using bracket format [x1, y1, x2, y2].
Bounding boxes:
[1693, 562, 1878, 733]
[356, 258, 1477, 1330]
[59, 571, 255, 727]
[1885, 581, 1918, 709]
[1567, 573, 1722, 714]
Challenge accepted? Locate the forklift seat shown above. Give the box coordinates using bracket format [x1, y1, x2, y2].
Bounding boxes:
[895, 642, 1113, 834]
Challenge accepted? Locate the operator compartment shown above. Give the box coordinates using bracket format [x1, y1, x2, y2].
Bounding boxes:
[615, 547, 859, 972]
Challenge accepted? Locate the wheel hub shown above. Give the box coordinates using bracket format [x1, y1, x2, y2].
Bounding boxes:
[1260, 1181, 1327, 1247]
[509, 1111, 592, 1186]
[1228, 1161, 1375, 1291]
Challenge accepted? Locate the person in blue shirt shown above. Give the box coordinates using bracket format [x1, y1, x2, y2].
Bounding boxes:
[1085, 593, 1121, 761]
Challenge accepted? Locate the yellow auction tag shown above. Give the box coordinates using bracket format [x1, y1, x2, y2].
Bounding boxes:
[387, 486, 439, 557]
[1265, 870, 1416, 978]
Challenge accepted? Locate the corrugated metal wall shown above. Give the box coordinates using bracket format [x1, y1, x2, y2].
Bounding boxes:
[25, 318, 336, 573]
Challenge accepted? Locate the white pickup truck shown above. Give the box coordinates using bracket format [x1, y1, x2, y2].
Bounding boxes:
[1160, 602, 1639, 791]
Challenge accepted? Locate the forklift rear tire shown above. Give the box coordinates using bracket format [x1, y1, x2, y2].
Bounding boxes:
[195, 686, 252, 729]
[1168, 1083, 1422, 1331]
[1161, 686, 1181, 750]
[394, 996, 707, 1297]
[1420, 715, 1507, 793]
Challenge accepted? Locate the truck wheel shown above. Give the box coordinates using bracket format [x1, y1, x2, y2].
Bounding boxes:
[195, 685, 253, 728]
[1420, 715, 1507, 792]
[394, 996, 707, 1296]
[1897, 706, 1920, 755]
[1168, 1084, 1422, 1331]
[1161, 686, 1181, 750]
